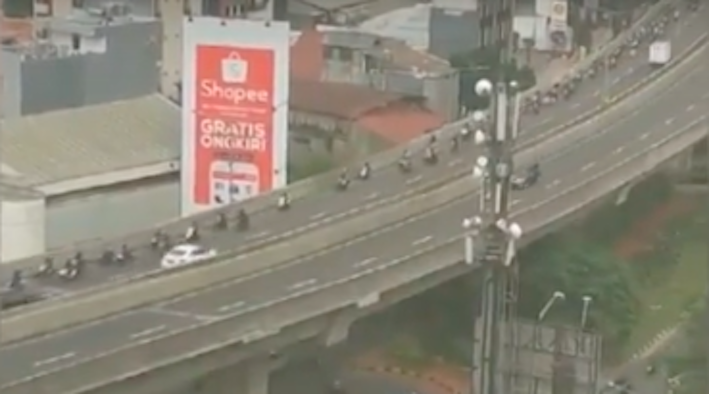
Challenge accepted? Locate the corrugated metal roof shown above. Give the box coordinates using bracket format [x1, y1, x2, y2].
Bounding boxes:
[0, 95, 180, 186]
[359, 4, 431, 50]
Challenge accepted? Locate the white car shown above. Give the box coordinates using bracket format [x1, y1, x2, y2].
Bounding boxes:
[160, 244, 217, 269]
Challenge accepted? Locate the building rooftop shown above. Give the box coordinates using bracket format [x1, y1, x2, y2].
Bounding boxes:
[298, 24, 451, 76]
[0, 95, 180, 190]
[290, 78, 407, 119]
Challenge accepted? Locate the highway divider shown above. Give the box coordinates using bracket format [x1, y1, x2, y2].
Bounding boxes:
[3, 0, 675, 274]
[6, 117, 706, 394]
[2, 36, 705, 344]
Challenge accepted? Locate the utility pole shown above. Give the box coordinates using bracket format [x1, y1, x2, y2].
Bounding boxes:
[465, 0, 521, 391]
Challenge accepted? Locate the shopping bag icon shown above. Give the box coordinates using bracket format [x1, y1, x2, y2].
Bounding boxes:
[221, 52, 248, 83]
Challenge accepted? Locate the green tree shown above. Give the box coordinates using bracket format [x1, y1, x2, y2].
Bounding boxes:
[518, 234, 639, 350]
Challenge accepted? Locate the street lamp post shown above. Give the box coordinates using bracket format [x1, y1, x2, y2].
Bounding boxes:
[581, 295, 593, 329]
[539, 291, 567, 321]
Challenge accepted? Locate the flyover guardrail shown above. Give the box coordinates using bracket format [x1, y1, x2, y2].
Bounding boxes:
[3, 0, 677, 275]
[4, 107, 706, 394]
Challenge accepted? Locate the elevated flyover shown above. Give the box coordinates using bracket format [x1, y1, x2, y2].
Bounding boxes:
[1, 22, 708, 394]
[5, 0, 690, 312]
[0, 1, 706, 393]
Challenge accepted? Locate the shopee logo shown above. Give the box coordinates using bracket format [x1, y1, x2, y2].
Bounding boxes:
[200, 79, 270, 105]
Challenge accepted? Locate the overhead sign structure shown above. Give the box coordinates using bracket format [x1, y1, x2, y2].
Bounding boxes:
[181, 17, 290, 216]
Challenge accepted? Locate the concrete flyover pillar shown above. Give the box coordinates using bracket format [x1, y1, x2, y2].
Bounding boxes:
[322, 311, 356, 347]
[245, 358, 271, 394]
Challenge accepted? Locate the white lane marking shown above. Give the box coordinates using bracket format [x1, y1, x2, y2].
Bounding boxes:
[130, 325, 166, 340]
[33, 352, 76, 368]
[592, 90, 600, 97]
[310, 212, 327, 220]
[412, 236, 433, 246]
[148, 307, 217, 321]
[364, 192, 379, 201]
[217, 301, 246, 313]
[665, 117, 674, 125]
[639, 133, 649, 141]
[405, 175, 422, 185]
[288, 278, 317, 291]
[544, 179, 561, 189]
[613, 146, 624, 155]
[244, 230, 270, 240]
[511, 199, 522, 206]
[353, 257, 378, 268]
[581, 162, 596, 172]
[569, 103, 581, 109]
[447, 159, 462, 167]
[703, 92, 709, 100]
[686, 104, 695, 112]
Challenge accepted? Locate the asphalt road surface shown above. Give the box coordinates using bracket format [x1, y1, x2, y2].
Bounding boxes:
[1, 49, 707, 385]
[18, 8, 703, 300]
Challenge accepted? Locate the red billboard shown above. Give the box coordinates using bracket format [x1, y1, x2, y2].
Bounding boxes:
[192, 45, 275, 204]
[181, 18, 289, 215]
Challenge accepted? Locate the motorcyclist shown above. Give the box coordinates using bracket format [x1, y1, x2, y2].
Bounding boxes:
[151, 230, 162, 249]
[450, 134, 460, 152]
[338, 169, 350, 189]
[358, 162, 370, 180]
[215, 212, 227, 229]
[237, 208, 249, 231]
[185, 221, 199, 242]
[460, 126, 471, 141]
[38, 257, 54, 276]
[115, 244, 131, 263]
[277, 192, 291, 210]
[9, 269, 23, 289]
[424, 145, 438, 164]
[398, 149, 412, 172]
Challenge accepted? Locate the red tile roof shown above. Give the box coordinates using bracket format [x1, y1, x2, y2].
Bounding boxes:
[290, 27, 324, 80]
[290, 78, 406, 119]
[357, 102, 445, 144]
[1, 18, 33, 43]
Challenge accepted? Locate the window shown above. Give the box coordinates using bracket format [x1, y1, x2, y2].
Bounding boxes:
[34, 0, 53, 17]
[72, 0, 84, 8]
[71, 33, 80, 51]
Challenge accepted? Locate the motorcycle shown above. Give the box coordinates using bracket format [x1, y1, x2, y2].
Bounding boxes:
[237, 210, 250, 231]
[36, 258, 55, 277]
[358, 164, 370, 180]
[336, 176, 350, 191]
[423, 147, 438, 165]
[450, 136, 460, 153]
[114, 245, 133, 264]
[398, 157, 412, 173]
[184, 225, 199, 242]
[277, 194, 291, 211]
[214, 213, 228, 230]
[58, 259, 82, 281]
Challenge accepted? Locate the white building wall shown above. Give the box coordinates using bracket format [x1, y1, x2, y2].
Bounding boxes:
[45, 181, 180, 249]
[1, 198, 45, 262]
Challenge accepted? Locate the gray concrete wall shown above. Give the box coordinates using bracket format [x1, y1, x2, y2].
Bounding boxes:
[13, 21, 160, 116]
[0, 49, 23, 118]
[428, 7, 481, 60]
[45, 180, 180, 248]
